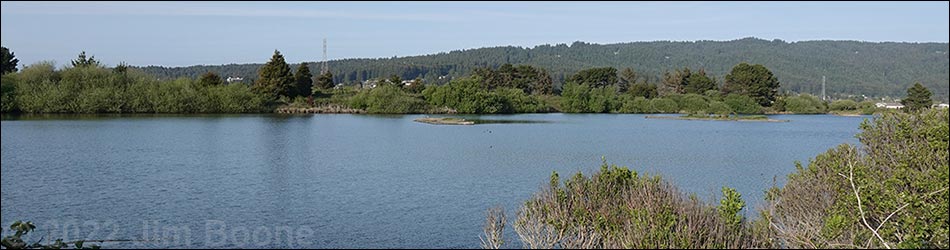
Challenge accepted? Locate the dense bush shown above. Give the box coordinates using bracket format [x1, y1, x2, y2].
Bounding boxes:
[619, 96, 655, 113]
[724, 94, 763, 114]
[421, 77, 548, 114]
[762, 109, 948, 248]
[828, 99, 858, 111]
[783, 94, 826, 114]
[650, 98, 679, 113]
[349, 84, 425, 114]
[7, 63, 269, 113]
[679, 94, 709, 114]
[1, 74, 16, 112]
[481, 160, 762, 248]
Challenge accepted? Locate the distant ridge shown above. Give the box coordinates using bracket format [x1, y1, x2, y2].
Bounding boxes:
[134, 37, 949, 101]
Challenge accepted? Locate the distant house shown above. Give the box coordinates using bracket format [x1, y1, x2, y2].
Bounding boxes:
[361, 79, 379, 89]
[934, 103, 949, 109]
[226, 76, 244, 84]
[875, 102, 904, 109]
[402, 80, 414, 86]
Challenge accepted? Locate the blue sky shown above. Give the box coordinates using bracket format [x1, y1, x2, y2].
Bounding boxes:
[2, 1, 948, 68]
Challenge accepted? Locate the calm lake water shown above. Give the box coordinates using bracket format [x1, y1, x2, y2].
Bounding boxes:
[1, 113, 868, 248]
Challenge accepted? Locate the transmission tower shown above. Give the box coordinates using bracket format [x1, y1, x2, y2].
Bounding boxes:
[321, 38, 329, 74]
[821, 76, 826, 101]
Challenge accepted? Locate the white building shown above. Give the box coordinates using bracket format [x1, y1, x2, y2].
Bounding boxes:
[875, 102, 904, 109]
[934, 103, 949, 109]
[226, 76, 244, 83]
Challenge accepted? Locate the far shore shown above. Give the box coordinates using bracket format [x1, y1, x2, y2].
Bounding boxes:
[644, 115, 790, 123]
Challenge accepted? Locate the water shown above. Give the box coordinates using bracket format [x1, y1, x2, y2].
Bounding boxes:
[1, 113, 868, 248]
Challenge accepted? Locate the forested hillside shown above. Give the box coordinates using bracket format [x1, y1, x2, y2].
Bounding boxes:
[134, 37, 950, 101]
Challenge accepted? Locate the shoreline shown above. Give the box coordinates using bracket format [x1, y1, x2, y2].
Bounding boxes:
[644, 115, 790, 122]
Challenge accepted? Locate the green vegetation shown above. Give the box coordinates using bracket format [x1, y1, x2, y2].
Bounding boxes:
[349, 83, 425, 114]
[133, 38, 950, 102]
[0, 47, 923, 115]
[723, 62, 781, 107]
[2, 46, 18, 74]
[293, 62, 313, 97]
[254, 50, 295, 99]
[782, 94, 827, 114]
[482, 108, 948, 249]
[481, 160, 762, 248]
[3, 60, 269, 113]
[901, 82, 933, 112]
[765, 108, 949, 248]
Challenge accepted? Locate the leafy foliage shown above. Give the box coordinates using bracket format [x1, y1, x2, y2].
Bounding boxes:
[723, 62, 781, 107]
[494, 160, 761, 248]
[472, 63, 554, 95]
[762, 108, 949, 248]
[568, 67, 618, 89]
[723, 94, 763, 114]
[197, 71, 224, 87]
[349, 83, 424, 114]
[7, 61, 268, 113]
[783, 94, 827, 114]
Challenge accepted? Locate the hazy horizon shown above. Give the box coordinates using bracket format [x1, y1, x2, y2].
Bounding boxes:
[2, 1, 948, 68]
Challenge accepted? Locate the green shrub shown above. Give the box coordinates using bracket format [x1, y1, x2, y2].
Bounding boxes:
[587, 85, 621, 113]
[707, 101, 731, 116]
[723, 94, 763, 114]
[1, 74, 17, 113]
[9, 62, 269, 114]
[559, 82, 591, 113]
[829, 99, 858, 111]
[487, 160, 761, 248]
[761, 109, 949, 248]
[350, 84, 425, 114]
[651, 98, 679, 113]
[784, 94, 826, 114]
[619, 96, 655, 113]
[678, 94, 709, 114]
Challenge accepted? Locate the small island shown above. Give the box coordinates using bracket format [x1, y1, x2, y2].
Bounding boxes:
[645, 114, 789, 122]
[414, 117, 475, 125]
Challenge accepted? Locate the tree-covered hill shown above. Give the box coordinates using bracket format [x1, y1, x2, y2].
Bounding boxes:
[134, 37, 950, 101]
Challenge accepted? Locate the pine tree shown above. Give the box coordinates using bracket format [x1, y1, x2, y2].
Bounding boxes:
[723, 63, 780, 107]
[901, 82, 933, 111]
[294, 63, 313, 97]
[113, 62, 129, 74]
[314, 72, 335, 90]
[661, 67, 690, 95]
[684, 68, 717, 94]
[198, 71, 224, 87]
[1, 46, 18, 74]
[255, 50, 295, 98]
[71, 51, 101, 68]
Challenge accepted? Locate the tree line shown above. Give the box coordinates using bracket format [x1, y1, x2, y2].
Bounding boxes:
[131, 38, 950, 102]
[1, 47, 939, 115]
